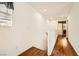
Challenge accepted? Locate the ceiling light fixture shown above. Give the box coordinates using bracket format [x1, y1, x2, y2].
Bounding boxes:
[43, 9, 47, 12]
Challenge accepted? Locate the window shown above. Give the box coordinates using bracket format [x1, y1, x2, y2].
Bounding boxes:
[0, 2, 14, 26]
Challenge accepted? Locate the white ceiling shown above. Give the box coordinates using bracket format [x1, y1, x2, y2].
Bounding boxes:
[28, 2, 74, 20]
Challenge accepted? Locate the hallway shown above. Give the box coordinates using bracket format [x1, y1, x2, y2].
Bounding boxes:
[51, 35, 78, 56]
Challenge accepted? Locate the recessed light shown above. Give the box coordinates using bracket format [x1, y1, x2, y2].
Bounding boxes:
[43, 9, 47, 12]
[50, 17, 54, 20]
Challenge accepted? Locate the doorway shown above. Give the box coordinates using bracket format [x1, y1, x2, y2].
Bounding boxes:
[57, 20, 68, 38]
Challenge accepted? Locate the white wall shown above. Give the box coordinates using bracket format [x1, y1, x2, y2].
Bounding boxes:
[68, 3, 79, 55]
[48, 20, 57, 55]
[0, 2, 48, 56]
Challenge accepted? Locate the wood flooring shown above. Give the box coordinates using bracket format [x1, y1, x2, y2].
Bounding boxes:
[19, 47, 47, 56]
[51, 35, 78, 56]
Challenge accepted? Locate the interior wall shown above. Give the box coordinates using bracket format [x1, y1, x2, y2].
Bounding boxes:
[0, 2, 48, 55]
[48, 20, 57, 55]
[68, 3, 79, 55]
